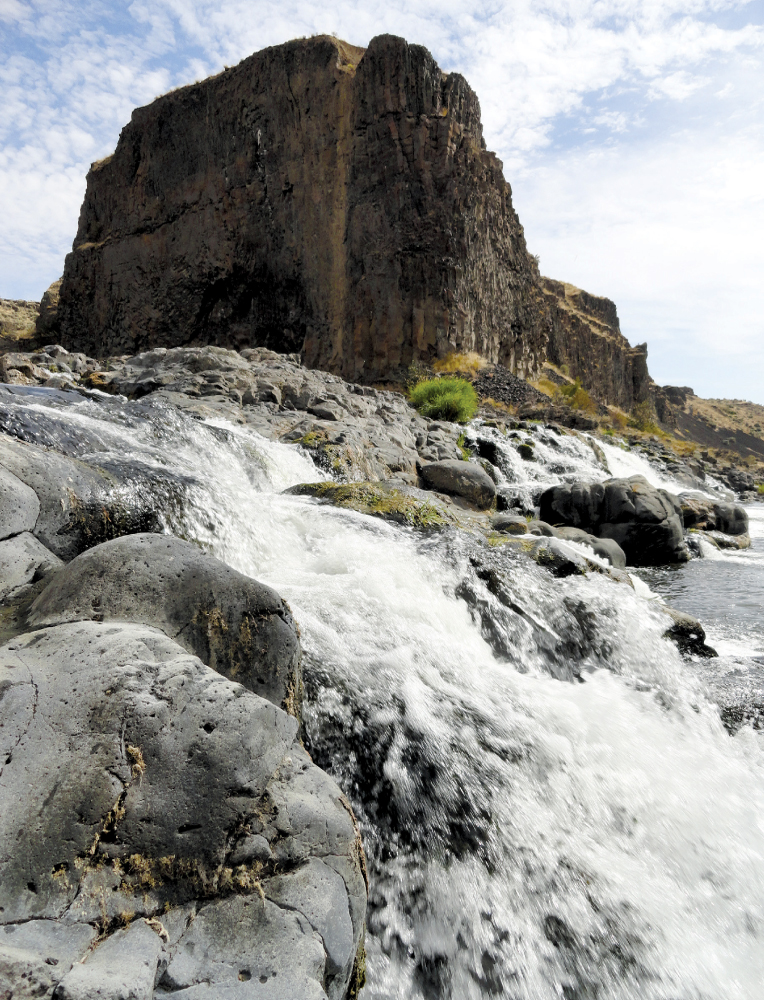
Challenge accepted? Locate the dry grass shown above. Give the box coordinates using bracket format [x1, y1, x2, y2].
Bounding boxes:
[433, 352, 487, 376]
[480, 397, 519, 417]
[531, 377, 559, 397]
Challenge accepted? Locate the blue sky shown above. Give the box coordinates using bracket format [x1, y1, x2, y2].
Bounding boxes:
[1, 0, 763, 402]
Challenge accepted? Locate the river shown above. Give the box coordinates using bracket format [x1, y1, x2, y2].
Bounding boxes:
[1, 386, 763, 1000]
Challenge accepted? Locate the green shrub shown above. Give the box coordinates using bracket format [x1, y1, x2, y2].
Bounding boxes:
[556, 378, 597, 414]
[758, 483, 764, 495]
[629, 399, 660, 434]
[409, 377, 478, 423]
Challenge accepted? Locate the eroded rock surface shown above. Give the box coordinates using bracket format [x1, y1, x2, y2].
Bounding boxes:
[0, 621, 366, 999]
[53, 35, 545, 384]
[30, 532, 301, 715]
[419, 459, 496, 509]
[539, 475, 690, 566]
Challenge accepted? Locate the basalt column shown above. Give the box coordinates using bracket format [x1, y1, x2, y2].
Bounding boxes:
[57, 34, 546, 382]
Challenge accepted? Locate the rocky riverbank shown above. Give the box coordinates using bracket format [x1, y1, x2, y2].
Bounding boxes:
[1, 340, 760, 997]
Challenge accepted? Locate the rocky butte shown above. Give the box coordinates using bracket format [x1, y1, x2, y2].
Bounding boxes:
[54, 31, 643, 398]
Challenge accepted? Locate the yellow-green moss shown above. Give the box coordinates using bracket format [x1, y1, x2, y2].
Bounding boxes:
[297, 482, 451, 529]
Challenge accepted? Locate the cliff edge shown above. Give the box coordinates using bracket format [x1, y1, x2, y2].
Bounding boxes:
[56, 34, 546, 383]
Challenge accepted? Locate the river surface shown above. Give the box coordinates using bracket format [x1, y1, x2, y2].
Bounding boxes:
[2, 387, 764, 1000]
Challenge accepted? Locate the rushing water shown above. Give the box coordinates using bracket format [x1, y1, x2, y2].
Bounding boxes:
[2, 387, 764, 1000]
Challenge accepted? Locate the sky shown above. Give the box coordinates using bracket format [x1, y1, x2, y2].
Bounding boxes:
[1, 1, 763, 402]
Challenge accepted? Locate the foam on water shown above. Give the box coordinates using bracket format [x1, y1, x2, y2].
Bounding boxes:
[1, 389, 764, 999]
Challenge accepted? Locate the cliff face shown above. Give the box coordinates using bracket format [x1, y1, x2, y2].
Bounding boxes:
[541, 277, 650, 410]
[56, 34, 546, 382]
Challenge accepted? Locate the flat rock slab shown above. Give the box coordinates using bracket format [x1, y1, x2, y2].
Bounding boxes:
[0, 621, 365, 1000]
[29, 532, 301, 714]
[420, 460, 496, 510]
[0, 463, 39, 540]
[56, 919, 164, 1000]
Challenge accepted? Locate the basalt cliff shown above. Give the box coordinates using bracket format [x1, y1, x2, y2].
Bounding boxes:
[55, 34, 547, 384]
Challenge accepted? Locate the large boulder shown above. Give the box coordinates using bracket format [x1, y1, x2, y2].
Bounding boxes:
[679, 493, 749, 536]
[0, 434, 163, 562]
[538, 475, 690, 566]
[0, 621, 366, 999]
[419, 460, 496, 510]
[30, 533, 301, 715]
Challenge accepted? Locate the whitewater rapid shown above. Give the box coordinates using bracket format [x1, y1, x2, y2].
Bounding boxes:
[3, 389, 764, 999]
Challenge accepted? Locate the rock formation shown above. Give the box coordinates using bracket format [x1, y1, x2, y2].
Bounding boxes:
[538, 475, 691, 566]
[540, 277, 651, 409]
[55, 34, 546, 383]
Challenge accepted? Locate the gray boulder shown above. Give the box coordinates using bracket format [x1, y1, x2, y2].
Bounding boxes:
[555, 526, 627, 569]
[526, 520, 559, 537]
[0, 621, 366, 1000]
[0, 434, 162, 562]
[679, 493, 749, 536]
[586, 536, 627, 569]
[538, 476, 690, 566]
[0, 464, 39, 540]
[30, 533, 301, 715]
[0, 531, 62, 602]
[419, 460, 496, 509]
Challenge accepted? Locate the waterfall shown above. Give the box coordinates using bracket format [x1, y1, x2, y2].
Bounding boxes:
[3, 388, 763, 1000]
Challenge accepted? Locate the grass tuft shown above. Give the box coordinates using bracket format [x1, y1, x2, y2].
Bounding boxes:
[409, 377, 478, 423]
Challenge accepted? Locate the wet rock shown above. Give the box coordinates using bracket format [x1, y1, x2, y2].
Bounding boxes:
[0, 621, 366, 1000]
[554, 526, 627, 569]
[679, 493, 749, 536]
[30, 532, 301, 715]
[419, 460, 496, 510]
[721, 467, 755, 496]
[539, 476, 690, 566]
[586, 536, 627, 569]
[0, 434, 164, 562]
[526, 520, 559, 537]
[661, 607, 717, 658]
[528, 537, 589, 577]
[0, 531, 62, 602]
[694, 529, 751, 551]
[0, 464, 39, 540]
[491, 514, 528, 535]
[285, 481, 458, 530]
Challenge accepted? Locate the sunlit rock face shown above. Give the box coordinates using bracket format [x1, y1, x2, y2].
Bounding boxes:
[55, 34, 546, 383]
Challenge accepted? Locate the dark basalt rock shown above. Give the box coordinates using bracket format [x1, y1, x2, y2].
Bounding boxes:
[419, 459, 496, 509]
[0, 433, 168, 562]
[661, 607, 717, 658]
[540, 278, 651, 410]
[538, 475, 690, 566]
[54, 35, 546, 384]
[679, 492, 749, 536]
